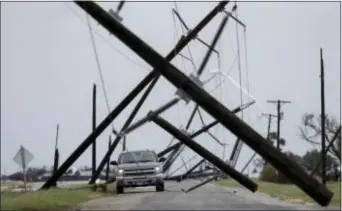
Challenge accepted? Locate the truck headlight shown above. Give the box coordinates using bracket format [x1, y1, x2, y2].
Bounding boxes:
[118, 169, 124, 175]
[155, 166, 161, 173]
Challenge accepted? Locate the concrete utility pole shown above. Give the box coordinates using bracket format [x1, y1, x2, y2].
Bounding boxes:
[266, 100, 291, 151]
[320, 48, 326, 184]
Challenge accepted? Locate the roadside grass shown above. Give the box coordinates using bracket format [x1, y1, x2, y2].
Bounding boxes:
[1, 183, 117, 210]
[216, 179, 341, 207]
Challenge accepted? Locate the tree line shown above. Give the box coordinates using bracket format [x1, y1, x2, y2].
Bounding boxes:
[255, 112, 341, 183]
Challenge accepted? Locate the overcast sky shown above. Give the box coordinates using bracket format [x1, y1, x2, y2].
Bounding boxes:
[1, 1, 340, 175]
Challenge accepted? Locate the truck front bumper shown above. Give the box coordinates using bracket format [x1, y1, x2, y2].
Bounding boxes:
[116, 174, 164, 188]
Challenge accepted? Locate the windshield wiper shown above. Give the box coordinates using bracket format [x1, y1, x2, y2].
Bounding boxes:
[139, 160, 154, 163]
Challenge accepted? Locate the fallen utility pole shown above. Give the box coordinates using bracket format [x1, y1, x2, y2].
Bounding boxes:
[90, 0, 230, 184]
[158, 100, 255, 169]
[167, 154, 198, 176]
[163, 144, 182, 172]
[52, 124, 60, 187]
[182, 174, 219, 193]
[178, 159, 205, 182]
[163, 120, 220, 173]
[161, 103, 199, 173]
[166, 171, 215, 181]
[320, 48, 326, 184]
[164, 144, 186, 174]
[152, 115, 257, 192]
[227, 101, 257, 166]
[158, 142, 182, 158]
[92, 84, 97, 178]
[41, 0, 229, 190]
[180, 156, 189, 171]
[228, 137, 240, 166]
[122, 98, 180, 136]
[164, 101, 255, 171]
[240, 113, 276, 173]
[76, 1, 334, 205]
[164, 13, 230, 172]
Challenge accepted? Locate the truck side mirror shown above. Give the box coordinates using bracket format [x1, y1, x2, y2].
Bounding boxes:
[159, 157, 166, 162]
[110, 161, 118, 165]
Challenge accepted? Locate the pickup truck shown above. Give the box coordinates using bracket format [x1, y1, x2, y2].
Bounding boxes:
[110, 149, 166, 194]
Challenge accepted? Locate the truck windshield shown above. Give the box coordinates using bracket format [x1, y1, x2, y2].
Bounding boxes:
[119, 151, 157, 164]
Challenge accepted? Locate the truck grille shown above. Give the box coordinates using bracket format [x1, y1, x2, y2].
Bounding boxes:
[123, 168, 155, 177]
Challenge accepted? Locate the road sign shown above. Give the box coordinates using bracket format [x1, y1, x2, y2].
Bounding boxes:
[13, 145, 34, 192]
[13, 145, 34, 168]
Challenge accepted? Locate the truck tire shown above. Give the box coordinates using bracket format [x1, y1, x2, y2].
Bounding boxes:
[116, 185, 124, 194]
[156, 182, 164, 192]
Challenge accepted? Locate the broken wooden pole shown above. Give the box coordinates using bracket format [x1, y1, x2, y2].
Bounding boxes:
[75, 1, 334, 205]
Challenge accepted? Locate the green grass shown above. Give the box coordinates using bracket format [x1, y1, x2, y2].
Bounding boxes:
[1, 183, 117, 210]
[216, 179, 341, 206]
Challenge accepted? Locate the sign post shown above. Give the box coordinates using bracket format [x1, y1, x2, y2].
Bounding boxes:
[13, 145, 34, 192]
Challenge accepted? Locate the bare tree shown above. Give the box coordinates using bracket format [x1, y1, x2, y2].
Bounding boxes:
[299, 113, 341, 161]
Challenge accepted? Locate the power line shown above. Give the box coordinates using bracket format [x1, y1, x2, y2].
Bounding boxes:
[230, 3, 244, 169]
[64, 3, 151, 72]
[85, 14, 119, 137]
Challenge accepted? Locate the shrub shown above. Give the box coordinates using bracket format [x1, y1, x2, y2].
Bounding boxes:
[259, 163, 291, 184]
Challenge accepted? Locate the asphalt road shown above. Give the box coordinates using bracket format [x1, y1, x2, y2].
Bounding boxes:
[76, 180, 339, 210]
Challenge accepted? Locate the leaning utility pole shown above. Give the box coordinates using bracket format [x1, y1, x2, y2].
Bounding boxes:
[262, 113, 277, 165]
[320, 48, 326, 184]
[92, 84, 97, 178]
[52, 124, 60, 187]
[266, 100, 291, 151]
[122, 135, 126, 151]
[262, 113, 278, 143]
[106, 135, 111, 181]
[240, 113, 276, 173]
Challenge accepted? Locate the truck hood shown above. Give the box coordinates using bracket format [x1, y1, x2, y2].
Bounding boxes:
[118, 162, 160, 171]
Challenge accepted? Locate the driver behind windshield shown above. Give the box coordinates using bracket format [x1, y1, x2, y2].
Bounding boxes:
[119, 151, 157, 164]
